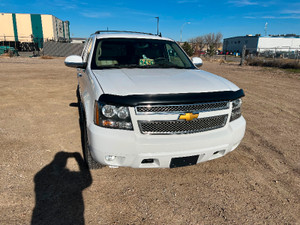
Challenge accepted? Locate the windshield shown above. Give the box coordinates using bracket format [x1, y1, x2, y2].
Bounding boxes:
[91, 38, 195, 69]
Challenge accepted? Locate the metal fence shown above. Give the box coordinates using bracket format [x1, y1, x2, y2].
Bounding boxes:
[0, 35, 79, 54]
[221, 46, 300, 68]
[244, 47, 300, 60]
[43, 42, 84, 57]
[224, 47, 300, 61]
[0, 36, 47, 49]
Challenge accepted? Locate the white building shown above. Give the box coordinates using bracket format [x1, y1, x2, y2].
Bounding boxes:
[223, 35, 300, 54]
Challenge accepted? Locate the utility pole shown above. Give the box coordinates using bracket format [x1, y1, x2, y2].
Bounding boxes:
[180, 22, 190, 42]
[224, 40, 228, 61]
[264, 22, 268, 36]
[155, 17, 159, 35]
[240, 45, 246, 66]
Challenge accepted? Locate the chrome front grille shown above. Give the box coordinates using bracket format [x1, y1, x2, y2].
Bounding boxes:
[135, 101, 229, 115]
[138, 115, 228, 135]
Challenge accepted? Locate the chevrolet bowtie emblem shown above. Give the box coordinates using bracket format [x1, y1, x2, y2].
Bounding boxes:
[179, 113, 199, 121]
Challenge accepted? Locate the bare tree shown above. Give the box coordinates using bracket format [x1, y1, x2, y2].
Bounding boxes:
[189, 38, 198, 55]
[195, 36, 206, 54]
[189, 36, 205, 56]
[204, 32, 223, 56]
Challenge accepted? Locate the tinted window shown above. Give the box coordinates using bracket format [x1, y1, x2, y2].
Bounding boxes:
[91, 38, 194, 69]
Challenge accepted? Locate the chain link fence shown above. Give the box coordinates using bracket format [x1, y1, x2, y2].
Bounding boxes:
[0, 35, 85, 57]
[244, 47, 300, 61]
[224, 46, 300, 69]
[43, 42, 84, 57]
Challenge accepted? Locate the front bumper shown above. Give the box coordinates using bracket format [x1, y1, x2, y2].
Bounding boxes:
[87, 116, 246, 168]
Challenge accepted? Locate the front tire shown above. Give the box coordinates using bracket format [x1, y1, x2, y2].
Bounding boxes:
[78, 90, 103, 169]
[82, 113, 104, 170]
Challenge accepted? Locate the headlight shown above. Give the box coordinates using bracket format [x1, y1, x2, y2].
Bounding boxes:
[94, 101, 133, 130]
[102, 105, 117, 118]
[117, 106, 129, 119]
[230, 98, 242, 122]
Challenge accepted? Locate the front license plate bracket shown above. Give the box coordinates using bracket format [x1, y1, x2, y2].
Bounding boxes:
[170, 155, 199, 168]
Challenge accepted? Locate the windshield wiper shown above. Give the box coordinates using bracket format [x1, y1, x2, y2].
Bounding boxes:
[98, 64, 189, 69]
[98, 64, 139, 69]
[151, 64, 188, 69]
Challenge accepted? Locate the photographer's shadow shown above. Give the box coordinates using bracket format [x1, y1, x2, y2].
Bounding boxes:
[31, 151, 92, 225]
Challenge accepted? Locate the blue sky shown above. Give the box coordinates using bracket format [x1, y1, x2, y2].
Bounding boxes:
[2, 0, 300, 41]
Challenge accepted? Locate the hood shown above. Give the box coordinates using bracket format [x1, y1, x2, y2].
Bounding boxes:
[92, 68, 239, 96]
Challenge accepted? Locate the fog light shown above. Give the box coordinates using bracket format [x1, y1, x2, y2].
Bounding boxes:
[105, 155, 116, 161]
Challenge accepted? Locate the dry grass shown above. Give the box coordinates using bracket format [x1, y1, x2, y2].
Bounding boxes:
[0, 53, 11, 58]
[40, 55, 54, 59]
[0, 52, 14, 58]
[246, 57, 300, 70]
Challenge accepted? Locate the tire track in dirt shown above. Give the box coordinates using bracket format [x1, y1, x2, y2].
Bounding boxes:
[1, 58, 300, 224]
[240, 127, 300, 201]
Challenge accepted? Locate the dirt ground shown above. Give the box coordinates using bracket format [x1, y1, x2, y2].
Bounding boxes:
[0, 57, 299, 224]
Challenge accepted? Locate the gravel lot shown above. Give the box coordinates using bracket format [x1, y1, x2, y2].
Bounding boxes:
[0, 57, 299, 224]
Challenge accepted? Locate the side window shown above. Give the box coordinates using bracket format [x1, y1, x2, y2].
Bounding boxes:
[81, 39, 90, 59]
[82, 38, 93, 63]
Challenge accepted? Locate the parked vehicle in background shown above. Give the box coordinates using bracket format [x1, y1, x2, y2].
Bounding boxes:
[65, 30, 246, 169]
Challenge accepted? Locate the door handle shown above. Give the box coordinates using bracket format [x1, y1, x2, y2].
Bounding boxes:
[77, 73, 82, 77]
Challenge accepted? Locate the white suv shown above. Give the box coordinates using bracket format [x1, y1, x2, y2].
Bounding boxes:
[65, 31, 246, 169]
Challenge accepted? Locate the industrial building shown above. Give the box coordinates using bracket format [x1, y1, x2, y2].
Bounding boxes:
[0, 13, 70, 49]
[223, 35, 300, 54]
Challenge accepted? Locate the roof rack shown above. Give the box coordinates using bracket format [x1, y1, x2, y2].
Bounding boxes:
[93, 30, 162, 37]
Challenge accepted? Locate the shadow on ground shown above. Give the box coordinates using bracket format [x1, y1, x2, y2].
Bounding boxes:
[31, 151, 92, 225]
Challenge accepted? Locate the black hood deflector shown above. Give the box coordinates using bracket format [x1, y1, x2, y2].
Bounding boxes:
[98, 89, 245, 106]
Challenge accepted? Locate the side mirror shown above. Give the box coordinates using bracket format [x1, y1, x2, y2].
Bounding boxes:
[192, 57, 203, 67]
[65, 55, 86, 68]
